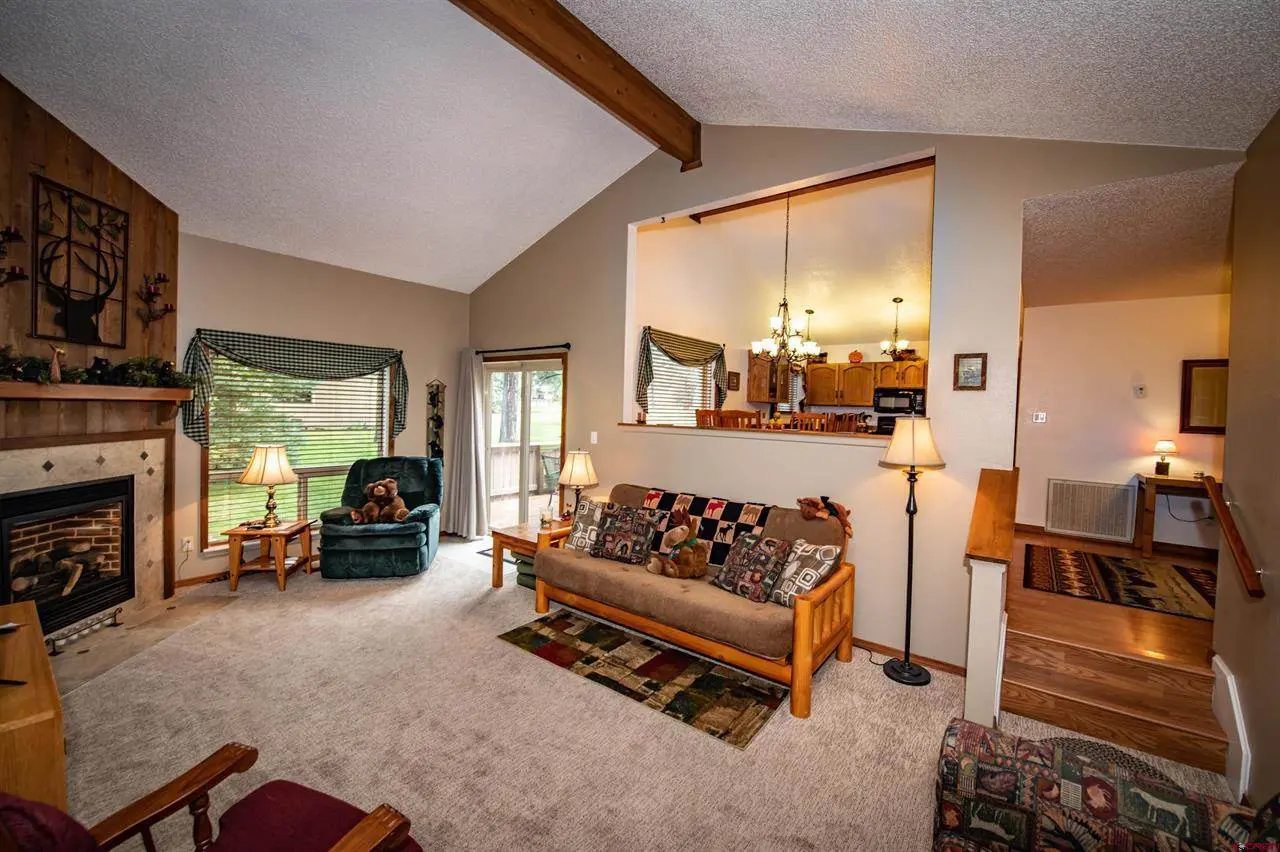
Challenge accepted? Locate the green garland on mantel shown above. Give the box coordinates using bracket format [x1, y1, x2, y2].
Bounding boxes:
[0, 345, 195, 389]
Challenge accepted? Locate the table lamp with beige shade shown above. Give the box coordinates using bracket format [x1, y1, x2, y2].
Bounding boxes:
[879, 416, 945, 687]
[558, 450, 598, 516]
[237, 444, 297, 527]
[1153, 439, 1177, 476]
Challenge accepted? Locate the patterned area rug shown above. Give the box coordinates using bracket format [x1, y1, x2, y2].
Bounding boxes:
[1023, 545, 1215, 621]
[499, 610, 786, 748]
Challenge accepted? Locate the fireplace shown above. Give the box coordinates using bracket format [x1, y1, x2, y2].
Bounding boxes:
[1, 476, 134, 633]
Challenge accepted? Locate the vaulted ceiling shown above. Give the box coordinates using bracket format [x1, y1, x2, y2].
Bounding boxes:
[1022, 164, 1238, 308]
[0, 1, 654, 293]
[2, 1, 1277, 293]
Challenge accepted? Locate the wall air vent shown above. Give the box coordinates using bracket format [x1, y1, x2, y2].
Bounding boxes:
[1044, 479, 1137, 543]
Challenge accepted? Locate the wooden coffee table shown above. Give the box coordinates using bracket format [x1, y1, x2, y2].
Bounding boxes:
[490, 520, 570, 588]
[224, 519, 314, 591]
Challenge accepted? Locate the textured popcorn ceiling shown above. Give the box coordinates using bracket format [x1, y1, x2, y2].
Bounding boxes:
[563, 0, 1280, 150]
[1022, 164, 1237, 308]
[0, 1, 654, 292]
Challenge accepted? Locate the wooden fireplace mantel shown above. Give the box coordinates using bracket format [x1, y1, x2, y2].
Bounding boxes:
[0, 382, 192, 424]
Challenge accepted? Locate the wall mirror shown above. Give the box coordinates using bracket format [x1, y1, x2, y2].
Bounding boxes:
[1180, 358, 1228, 434]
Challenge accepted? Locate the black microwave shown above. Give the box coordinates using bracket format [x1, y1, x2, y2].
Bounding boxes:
[873, 388, 926, 415]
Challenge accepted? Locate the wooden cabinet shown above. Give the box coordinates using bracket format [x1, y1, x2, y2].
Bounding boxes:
[897, 360, 927, 388]
[838, 364, 875, 406]
[873, 360, 928, 389]
[874, 362, 900, 388]
[803, 363, 875, 407]
[747, 354, 790, 404]
[0, 602, 66, 810]
[804, 363, 840, 406]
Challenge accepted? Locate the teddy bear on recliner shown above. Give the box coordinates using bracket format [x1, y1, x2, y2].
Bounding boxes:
[348, 478, 409, 524]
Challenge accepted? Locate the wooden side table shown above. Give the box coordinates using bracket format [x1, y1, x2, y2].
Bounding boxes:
[1134, 474, 1210, 557]
[490, 520, 571, 588]
[224, 519, 314, 591]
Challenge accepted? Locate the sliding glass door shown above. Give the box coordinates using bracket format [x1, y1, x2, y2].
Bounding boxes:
[483, 357, 565, 527]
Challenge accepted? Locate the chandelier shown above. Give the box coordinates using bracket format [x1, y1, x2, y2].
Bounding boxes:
[750, 196, 820, 366]
[880, 297, 910, 359]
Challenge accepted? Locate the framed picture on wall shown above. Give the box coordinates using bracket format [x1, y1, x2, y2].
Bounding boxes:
[953, 353, 987, 391]
[726, 371, 741, 391]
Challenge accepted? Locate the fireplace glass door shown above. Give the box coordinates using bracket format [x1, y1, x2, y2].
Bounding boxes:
[1, 476, 134, 633]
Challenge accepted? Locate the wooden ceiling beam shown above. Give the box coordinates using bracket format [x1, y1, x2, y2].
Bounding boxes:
[448, 0, 702, 171]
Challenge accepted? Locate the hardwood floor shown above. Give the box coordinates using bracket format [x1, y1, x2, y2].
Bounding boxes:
[1002, 531, 1227, 773]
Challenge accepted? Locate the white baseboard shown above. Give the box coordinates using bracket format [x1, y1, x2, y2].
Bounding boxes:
[1211, 654, 1251, 801]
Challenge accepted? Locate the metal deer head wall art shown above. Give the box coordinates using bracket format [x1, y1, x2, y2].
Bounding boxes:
[31, 176, 130, 347]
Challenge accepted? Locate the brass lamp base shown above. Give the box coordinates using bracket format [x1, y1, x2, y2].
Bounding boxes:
[262, 484, 280, 527]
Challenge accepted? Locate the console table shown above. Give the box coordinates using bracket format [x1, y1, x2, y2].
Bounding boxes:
[0, 601, 66, 809]
[1135, 474, 1210, 557]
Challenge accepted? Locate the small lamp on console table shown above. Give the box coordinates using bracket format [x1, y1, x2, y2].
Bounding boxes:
[1153, 440, 1177, 476]
[558, 450, 598, 516]
[237, 444, 297, 527]
[879, 416, 945, 687]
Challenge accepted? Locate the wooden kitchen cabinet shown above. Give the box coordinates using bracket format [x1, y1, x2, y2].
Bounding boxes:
[804, 363, 840, 405]
[838, 364, 875, 406]
[897, 360, 927, 388]
[748, 354, 791, 404]
[873, 360, 928, 389]
[804, 363, 875, 407]
[874, 362, 900, 388]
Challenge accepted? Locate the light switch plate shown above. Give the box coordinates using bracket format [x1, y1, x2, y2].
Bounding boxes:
[1031, 411, 1048, 423]
[589, 431, 598, 444]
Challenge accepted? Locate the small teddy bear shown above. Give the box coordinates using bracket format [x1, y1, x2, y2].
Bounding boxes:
[349, 477, 410, 524]
[796, 496, 852, 538]
[646, 508, 710, 579]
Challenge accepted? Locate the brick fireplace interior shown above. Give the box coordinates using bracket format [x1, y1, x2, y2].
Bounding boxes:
[2, 476, 135, 633]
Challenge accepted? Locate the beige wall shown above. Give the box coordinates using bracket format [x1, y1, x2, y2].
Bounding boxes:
[174, 235, 468, 581]
[1016, 295, 1230, 548]
[470, 124, 1238, 667]
[1214, 108, 1280, 801]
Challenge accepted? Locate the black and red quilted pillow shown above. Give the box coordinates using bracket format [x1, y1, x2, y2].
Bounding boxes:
[641, 488, 772, 568]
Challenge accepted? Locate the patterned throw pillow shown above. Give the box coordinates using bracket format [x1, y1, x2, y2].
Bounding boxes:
[711, 534, 792, 602]
[769, 538, 841, 608]
[564, 499, 603, 552]
[590, 503, 659, 565]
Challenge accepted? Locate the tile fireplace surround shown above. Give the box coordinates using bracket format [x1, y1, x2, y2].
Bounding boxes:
[0, 438, 166, 620]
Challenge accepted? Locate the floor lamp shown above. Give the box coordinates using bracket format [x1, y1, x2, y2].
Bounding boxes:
[879, 416, 945, 686]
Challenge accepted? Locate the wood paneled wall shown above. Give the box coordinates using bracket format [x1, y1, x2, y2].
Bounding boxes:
[0, 75, 180, 440]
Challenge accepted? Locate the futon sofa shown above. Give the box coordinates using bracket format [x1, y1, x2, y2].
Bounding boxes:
[532, 483, 856, 718]
[934, 717, 1278, 851]
[318, 456, 441, 579]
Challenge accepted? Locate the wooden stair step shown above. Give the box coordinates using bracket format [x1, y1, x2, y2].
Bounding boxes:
[1004, 631, 1218, 731]
[1000, 679, 1227, 774]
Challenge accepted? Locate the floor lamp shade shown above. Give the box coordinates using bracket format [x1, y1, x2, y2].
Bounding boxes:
[558, 450, 598, 510]
[878, 417, 943, 687]
[880, 417, 946, 470]
[238, 445, 297, 527]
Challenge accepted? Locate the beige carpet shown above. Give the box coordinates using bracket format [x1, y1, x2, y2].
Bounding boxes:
[60, 539, 1229, 850]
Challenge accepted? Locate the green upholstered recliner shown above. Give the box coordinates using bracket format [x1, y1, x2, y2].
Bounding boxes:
[318, 457, 441, 579]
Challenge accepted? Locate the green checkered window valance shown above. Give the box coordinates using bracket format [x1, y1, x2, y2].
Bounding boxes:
[635, 326, 727, 418]
[181, 328, 407, 447]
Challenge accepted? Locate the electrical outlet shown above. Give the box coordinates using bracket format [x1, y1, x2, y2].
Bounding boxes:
[1031, 411, 1048, 423]
[590, 431, 598, 445]
[181, 537, 193, 553]
[1134, 384, 1147, 398]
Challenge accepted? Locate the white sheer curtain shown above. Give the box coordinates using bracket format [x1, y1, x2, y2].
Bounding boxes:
[442, 349, 488, 538]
